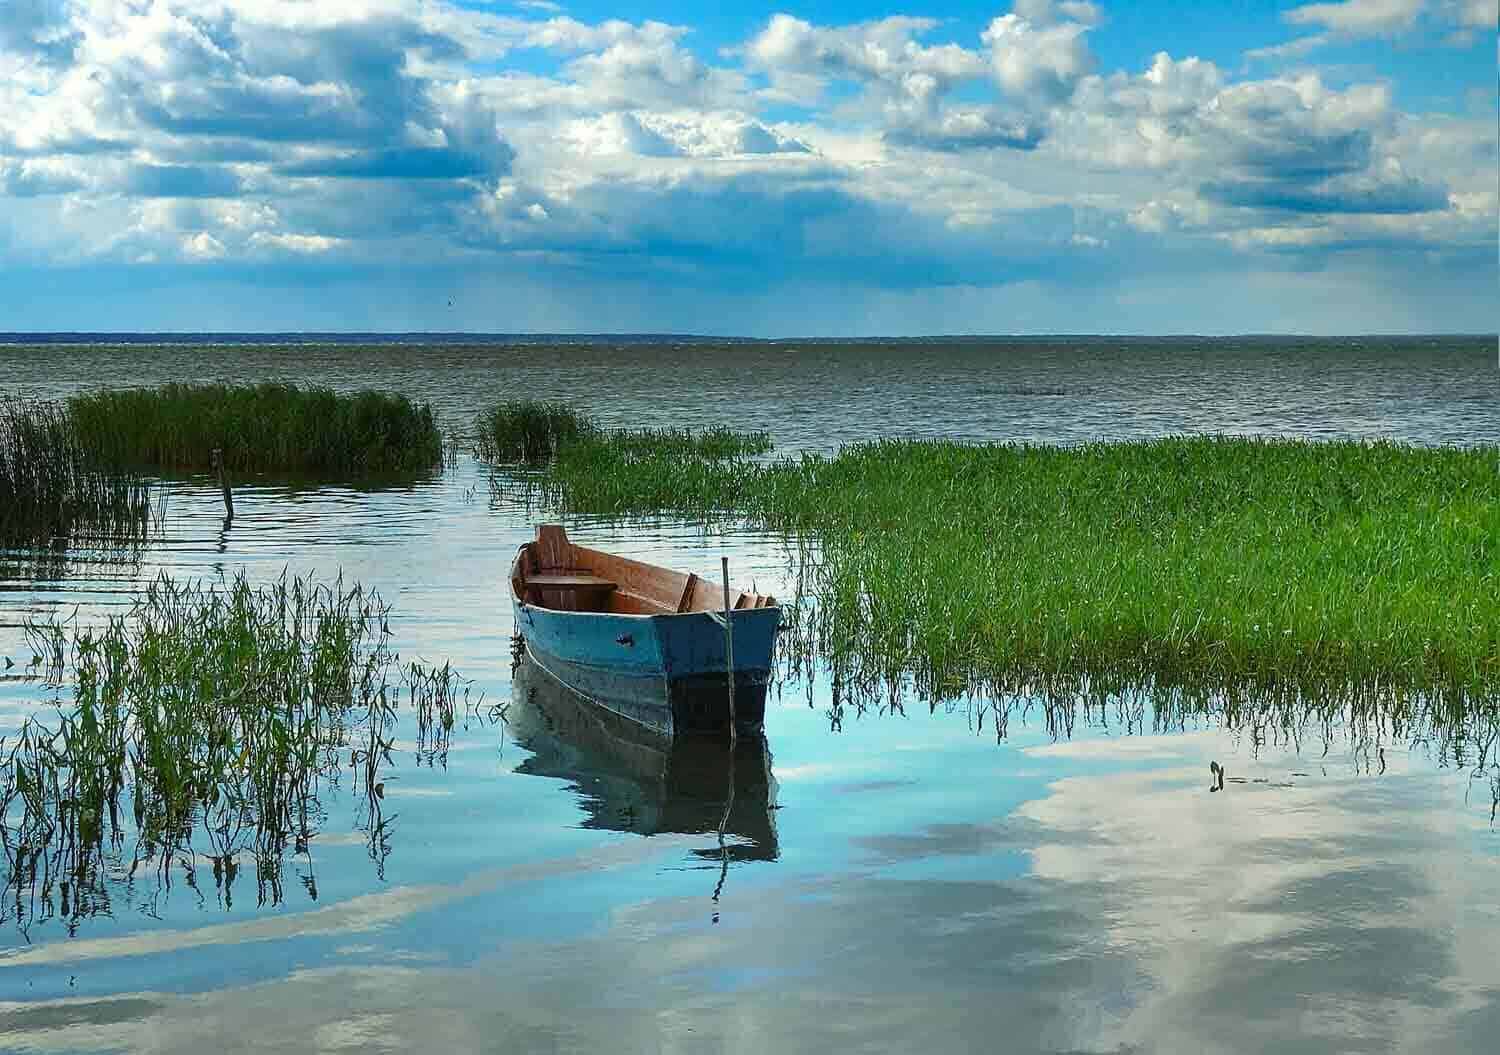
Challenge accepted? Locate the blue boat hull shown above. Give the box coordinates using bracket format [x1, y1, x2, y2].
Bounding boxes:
[513, 599, 780, 735]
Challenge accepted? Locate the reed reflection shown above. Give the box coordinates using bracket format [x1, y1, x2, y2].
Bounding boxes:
[0, 572, 482, 938]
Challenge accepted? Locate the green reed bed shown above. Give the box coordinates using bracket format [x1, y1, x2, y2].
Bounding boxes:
[0, 399, 156, 547]
[520, 434, 1500, 711]
[0, 570, 481, 931]
[475, 399, 772, 464]
[67, 382, 443, 474]
[474, 400, 591, 462]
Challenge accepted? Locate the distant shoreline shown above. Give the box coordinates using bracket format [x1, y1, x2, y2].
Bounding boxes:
[0, 332, 1493, 345]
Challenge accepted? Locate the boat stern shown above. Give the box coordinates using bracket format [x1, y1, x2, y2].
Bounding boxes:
[653, 606, 781, 733]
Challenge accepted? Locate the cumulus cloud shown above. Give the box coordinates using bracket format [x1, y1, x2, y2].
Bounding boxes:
[560, 111, 809, 158]
[983, 0, 1100, 101]
[0, 0, 1493, 322]
[742, 10, 1060, 155]
[745, 13, 985, 88]
[1051, 54, 1454, 229]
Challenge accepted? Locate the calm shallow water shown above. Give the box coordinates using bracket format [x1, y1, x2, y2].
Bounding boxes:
[1, 338, 1498, 1053]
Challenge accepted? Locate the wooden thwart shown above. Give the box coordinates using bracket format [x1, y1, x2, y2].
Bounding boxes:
[519, 525, 776, 616]
[526, 574, 618, 591]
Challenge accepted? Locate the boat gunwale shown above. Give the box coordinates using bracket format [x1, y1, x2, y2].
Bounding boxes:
[509, 542, 780, 622]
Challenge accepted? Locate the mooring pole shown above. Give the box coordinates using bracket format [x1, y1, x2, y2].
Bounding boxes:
[713, 553, 739, 915]
[720, 556, 737, 745]
[211, 447, 234, 521]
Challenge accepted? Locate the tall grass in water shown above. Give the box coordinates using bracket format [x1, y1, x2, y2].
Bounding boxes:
[519, 434, 1500, 712]
[475, 399, 771, 464]
[0, 399, 156, 547]
[474, 401, 590, 462]
[0, 570, 480, 932]
[67, 382, 443, 474]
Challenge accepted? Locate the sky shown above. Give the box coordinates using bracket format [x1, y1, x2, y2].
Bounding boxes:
[0, 0, 1495, 336]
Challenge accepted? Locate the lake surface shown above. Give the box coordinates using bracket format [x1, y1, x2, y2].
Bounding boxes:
[2, 336, 1498, 1053]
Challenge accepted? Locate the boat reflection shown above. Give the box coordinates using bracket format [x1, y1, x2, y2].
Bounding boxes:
[509, 658, 779, 862]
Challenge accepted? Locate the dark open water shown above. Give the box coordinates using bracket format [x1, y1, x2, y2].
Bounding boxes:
[1, 336, 1497, 1053]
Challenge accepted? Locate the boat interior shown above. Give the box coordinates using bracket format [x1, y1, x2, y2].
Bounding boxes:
[513, 525, 777, 615]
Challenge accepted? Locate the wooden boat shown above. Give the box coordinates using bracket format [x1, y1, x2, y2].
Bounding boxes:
[509, 525, 780, 734]
[509, 656, 779, 861]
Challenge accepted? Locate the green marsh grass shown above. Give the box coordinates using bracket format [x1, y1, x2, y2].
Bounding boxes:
[474, 400, 591, 462]
[67, 382, 443, 474]
[0, 570, 479, 931]
[517, 434, 1500, 713]
[0, 399, 156, 547]
[475, 399, 772, 464]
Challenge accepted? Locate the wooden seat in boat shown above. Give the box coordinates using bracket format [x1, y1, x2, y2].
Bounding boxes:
[516, 524, 777, 615]
[525, 573, 618, 592]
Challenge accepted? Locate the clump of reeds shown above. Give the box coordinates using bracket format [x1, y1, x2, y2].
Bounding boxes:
[0, 570, 477, 932]
[0, 399, 156, 547]
[474, 399, 772, 465]
[474, 400, 591, 462]
[515, 433, 1500, 713]
[66, 382, 444, 474]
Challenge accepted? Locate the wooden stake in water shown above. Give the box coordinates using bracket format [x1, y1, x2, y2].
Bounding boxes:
[720, 555, 737, 744]
[211, 447, 234, 521]
[713, 554, 739, 913]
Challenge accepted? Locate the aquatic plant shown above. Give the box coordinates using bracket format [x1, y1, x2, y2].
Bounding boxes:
[602, 426, 774, 460]
[474, 399, 772, 464]
[66, 382, 444, 474]
[515, 434, 1500, 712]
[0, 399, 157, 547]
[474, 400, 591, 462]
[0, 570, 481, 934]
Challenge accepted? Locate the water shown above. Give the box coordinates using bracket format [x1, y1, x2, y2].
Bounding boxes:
[1, 337, 1497, 1053]
[2, 335, 1495, 449]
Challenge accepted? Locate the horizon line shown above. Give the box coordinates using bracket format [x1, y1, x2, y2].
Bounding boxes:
[1, 331, 1495, 342]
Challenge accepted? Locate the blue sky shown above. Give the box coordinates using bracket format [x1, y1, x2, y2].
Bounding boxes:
[0, 0, 1494, 335]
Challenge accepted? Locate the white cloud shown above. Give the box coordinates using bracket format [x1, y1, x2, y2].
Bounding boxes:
[182, 230, 225, 259]
[1014, 0, 1106, 27]
[562, 111, 679, 156]
[249, 231, 343, 253]
[982, 2, 1098, 101]
[0, 0, 1492, 316]
[1244, 34, 1330, 62]
[559, 110, 808, 159]
[744, 12, 987, 114]
[1284, 0, 1425, 36]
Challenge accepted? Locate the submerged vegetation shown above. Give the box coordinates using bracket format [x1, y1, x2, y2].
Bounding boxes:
[513, 433, 1500, 711]
[0, 571, 483, 933]
[0, 399, 157, 547]
[475, 399, 772, 464]
[67, 382, 444, 474]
